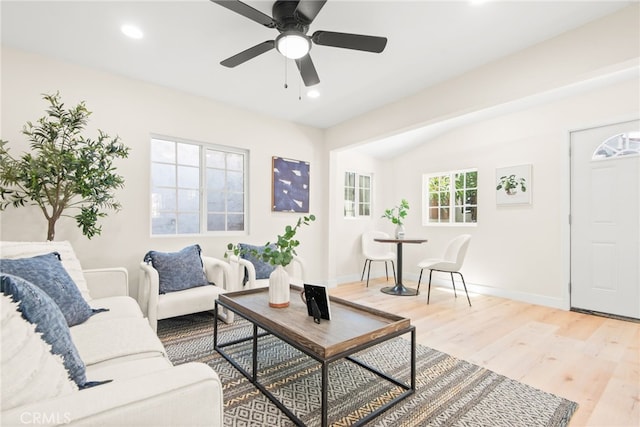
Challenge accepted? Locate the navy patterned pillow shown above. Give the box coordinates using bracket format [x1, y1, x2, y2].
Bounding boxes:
[239, 243, 276, 282]
[0, 252, 95, 326]
[143, 244, 209, 294]
[0, 274, 87, 388]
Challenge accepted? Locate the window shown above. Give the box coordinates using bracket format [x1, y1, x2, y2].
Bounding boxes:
[344, 172, 371, 217]
[423, 169, 478, 225]
[150, 136, 247, 235]
[592, 131, 640, 160]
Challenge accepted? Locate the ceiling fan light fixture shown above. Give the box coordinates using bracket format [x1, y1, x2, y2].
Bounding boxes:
[276, 31, 311, 59]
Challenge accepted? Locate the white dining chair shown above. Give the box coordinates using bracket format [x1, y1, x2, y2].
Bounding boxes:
[361, 230, 396, 287]
[416, 234, 472, 306]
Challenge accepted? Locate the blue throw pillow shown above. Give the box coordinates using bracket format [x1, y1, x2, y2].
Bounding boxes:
[239, 243, 276, 282]
[0, 274, 87, 388]
[143, 244, 209, 294]
[0, 252, 96, 326]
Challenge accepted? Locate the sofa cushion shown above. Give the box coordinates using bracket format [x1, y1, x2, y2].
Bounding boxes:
[0, 274, 87, 388]
[85, 296, 143, 324]
[239, 243, 275, 282]
[157, 284, 225, 321]
[143, 245, 209, 294]
[0, 293, 77, 410]
[85, 356, 173, 383]
[0, 240, 92, 301]
[70, 317, 166, 367]
[0, 252, 96, 326]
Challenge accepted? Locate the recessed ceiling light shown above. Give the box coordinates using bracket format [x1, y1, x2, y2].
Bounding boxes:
[121, 24, 143, 40]
[307, 89, 320, 99]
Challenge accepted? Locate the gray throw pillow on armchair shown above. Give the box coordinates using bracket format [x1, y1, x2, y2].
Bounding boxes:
[143, 244, 210, 294]
[238, 243, 276, 284]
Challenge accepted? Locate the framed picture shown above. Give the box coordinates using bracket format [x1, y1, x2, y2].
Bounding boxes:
[272, 156, 310, 212]
[496, 164, 532, 205]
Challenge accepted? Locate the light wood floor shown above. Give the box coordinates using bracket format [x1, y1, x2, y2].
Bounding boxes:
[329, 279, 640, 427]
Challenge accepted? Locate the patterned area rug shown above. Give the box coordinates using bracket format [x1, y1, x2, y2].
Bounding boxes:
[157, 312, 577, 427]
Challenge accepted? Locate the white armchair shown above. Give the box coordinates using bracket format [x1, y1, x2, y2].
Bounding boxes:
[139, 256, 234, 332]
[227, 254, 305, 290]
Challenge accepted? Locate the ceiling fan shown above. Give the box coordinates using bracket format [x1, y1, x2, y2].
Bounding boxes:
[210, 0, 388, 87]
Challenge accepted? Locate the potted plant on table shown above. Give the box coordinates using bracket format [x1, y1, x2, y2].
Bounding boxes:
[227, 214, 316, 307]
[382, 199, 409, 238]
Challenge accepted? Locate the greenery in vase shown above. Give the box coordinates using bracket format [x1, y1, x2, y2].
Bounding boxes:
[382, 199, 409, 226]
[0, 92, 130, 241]
[227, 214, 316, 267]
[496, 175, 527, 195]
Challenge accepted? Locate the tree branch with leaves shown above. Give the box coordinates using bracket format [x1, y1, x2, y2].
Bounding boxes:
[0, 92, 130, 241]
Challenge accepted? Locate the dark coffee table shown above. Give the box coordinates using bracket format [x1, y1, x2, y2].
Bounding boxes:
[214, 284, 415, 427]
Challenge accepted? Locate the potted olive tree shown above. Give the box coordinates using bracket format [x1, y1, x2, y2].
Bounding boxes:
[0, 92, 130, 240]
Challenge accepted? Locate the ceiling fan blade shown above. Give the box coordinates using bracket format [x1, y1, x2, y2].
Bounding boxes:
[210, 0, 275, 28]
[294, 0, 327, 24]
[220, 41, 275, 68]
[295, 55, 320, 87]
[312, 31, 387, 53]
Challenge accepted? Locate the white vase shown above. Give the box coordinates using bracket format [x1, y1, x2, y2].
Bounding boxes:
[395, 224, 405, 239]
[269, 265, 290, 308]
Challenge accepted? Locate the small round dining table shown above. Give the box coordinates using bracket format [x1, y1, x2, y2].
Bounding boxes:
[373, 237, 428, 296]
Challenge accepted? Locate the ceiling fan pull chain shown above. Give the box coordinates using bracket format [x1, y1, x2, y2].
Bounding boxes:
[298, 69, 302, 101]
[284, 56, 288, 89]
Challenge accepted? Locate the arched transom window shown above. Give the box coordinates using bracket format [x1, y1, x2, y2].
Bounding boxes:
[592, 131, 640, 160]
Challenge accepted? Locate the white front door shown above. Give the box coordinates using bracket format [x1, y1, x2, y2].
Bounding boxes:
[570, 120, 639, 319]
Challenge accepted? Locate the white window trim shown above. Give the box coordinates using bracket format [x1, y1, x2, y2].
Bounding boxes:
[344, 171, 372, 219]
[150, 134, 249, 237]
[422, 168, 478, 227]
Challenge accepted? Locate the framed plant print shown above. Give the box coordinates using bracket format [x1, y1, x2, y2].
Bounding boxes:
[496, 164, 532, 205]
[272, 156, 310, 212]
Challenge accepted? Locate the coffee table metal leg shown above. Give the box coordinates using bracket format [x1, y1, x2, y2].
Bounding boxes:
[252, 323, 258, 382]
[411, 328, 416, 391]
[213, 303, 219, 348]
[321, 361, 329, 427]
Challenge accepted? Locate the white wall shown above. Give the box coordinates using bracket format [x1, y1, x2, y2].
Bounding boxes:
[385, 78, 638, 308]
[330, 77, 639, 307]
[0, 48, 327, 298]
[325, 4, 640, 308]
[330, 149, 393, 283]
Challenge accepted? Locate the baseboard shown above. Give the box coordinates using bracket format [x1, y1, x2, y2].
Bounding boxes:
[333, 273, 568, 310]
[404, 273, 567, 309]
[570, 308, 640, 323]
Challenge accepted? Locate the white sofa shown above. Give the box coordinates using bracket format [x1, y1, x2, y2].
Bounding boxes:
[0, 241, 223, 427]
[139, 255, 234, 333]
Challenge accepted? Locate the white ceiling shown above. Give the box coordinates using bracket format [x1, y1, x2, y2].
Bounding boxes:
[1, 0, 634, 133]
